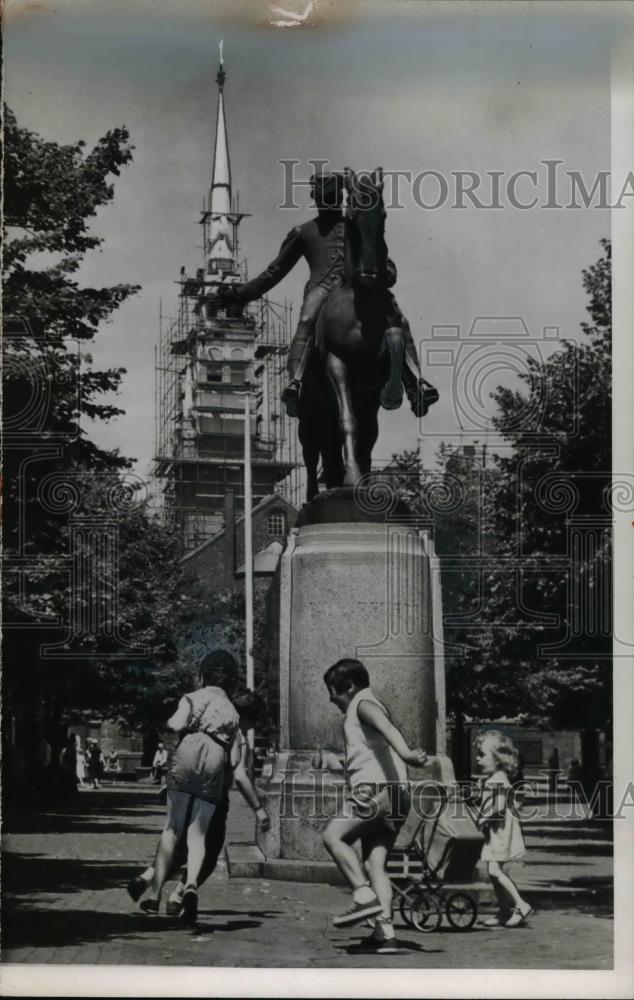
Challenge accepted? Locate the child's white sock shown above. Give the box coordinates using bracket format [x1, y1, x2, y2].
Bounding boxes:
[373, 915, 395, 940]
[168, 883, 185, 902]
[352, 883, 376, 905]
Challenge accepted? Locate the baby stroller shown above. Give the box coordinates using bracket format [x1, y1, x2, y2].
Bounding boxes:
[387, 786, 485, 932]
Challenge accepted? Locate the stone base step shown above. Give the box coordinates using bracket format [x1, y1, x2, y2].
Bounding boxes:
[522, 817, 610, 829]
[223, 843, 266, 878]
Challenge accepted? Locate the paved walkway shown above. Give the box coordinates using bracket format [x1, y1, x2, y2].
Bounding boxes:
[1, 785, 613, 969]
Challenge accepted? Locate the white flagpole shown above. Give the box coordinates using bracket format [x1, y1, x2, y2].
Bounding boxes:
[244, 392, 255, 758]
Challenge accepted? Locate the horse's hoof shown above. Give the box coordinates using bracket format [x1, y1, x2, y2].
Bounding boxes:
[380, 389, 403, 411]
[283, 397, 300, 418]
[343, 471, 362, 488]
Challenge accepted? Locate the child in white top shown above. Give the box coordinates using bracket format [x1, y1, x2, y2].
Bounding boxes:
[475, 729, 534, 928]
[322, 658, 427, 953]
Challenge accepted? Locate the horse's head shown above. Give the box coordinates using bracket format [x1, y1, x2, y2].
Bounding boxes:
[344, 167, 386, 287]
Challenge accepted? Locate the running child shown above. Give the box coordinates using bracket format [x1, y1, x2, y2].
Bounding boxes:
[130, 677, 269, 925]
[322, 658, 427, 953]
[127, 695, 268, 920]
[475, 729, 534, 928]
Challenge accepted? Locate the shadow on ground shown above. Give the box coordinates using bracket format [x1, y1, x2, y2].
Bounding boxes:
[4, 788, 164, 836]
[1, 906, 283, 956]
[2, 854, 154, 896]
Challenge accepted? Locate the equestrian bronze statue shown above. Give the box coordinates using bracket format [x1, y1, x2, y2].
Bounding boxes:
[218, 168, 438, 499]
[298, 167, 437, 498]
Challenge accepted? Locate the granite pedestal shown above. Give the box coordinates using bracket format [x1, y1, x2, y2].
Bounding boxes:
[233, 489, 454, 880]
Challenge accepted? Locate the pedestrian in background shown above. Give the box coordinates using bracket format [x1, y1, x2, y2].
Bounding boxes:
[31, 726, 52, 801]
[59, 735, 79, 797]
[75, 737, 87, 788]
[106, 749, 120, 779]
[547, 747, 560, 796]
[87, 739, 103, 789]
[151, 742, 168, 784]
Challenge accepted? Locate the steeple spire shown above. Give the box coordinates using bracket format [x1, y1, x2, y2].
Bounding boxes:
[216, 38, 226, 88]
[208, 40, 235, 274]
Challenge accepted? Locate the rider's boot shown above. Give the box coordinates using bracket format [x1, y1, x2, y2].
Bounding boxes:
[402, 359, 439, 418]
[282, 331, 314, 418]
[281, 379, 301, 418]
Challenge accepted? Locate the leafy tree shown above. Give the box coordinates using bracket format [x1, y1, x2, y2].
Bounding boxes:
[3, 105, 140, 593]
[390, 240, 612, 747]
[174, 580, 276, 738]
[388, 445, 512, 775]
[3, 458, 264, 740]
[481, 239, 612, 732]
[2, 108, 142, 744]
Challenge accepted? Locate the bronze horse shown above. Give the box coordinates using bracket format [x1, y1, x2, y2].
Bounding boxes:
[298, 168, 408, 500]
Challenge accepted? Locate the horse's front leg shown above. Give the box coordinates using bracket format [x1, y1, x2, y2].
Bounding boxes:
[298, 413, 320, 500]
[302, 429, 320, 500]
[380, 326, 404, 410]
[357, 401, 379, 478]
[325, 352, 362, 487]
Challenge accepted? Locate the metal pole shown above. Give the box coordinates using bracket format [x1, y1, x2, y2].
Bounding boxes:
[244, 392, 254, 689]
[244, 392, 255, 772]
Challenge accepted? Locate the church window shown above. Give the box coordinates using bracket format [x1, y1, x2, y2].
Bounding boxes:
[267, 512, 286, 537]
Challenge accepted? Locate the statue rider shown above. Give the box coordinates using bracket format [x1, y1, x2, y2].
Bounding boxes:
[218, 171, 438, 419]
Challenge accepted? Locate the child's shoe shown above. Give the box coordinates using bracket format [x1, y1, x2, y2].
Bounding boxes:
[351, 917, 399, 954]
[180, 884, 198, 926]
[369, 916, 399, 954]
[333, 895, 383, 927]
[505, 904, 534, 927]
[351, 935, 400, 955]
[126, 876, 148, 903]
[139, 898, 160, 915]
[166, 890, 184, 916]
[481, 911, 509, 927]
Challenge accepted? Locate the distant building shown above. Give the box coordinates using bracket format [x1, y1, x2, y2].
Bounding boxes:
[183, 491, 299, 587]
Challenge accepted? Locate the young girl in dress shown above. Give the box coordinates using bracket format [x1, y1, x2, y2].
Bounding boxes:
[476, 729, 534, 928]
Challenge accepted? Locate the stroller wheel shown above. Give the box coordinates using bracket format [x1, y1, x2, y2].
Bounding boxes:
[398, 888, 416, 927]
[445, 892, 478, 931]
[409, 891, 442, 933]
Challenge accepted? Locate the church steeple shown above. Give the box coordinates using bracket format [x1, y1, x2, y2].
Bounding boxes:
[208, 41, 236, 275]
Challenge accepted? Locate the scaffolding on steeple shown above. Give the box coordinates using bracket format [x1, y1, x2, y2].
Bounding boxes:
[154, 44, 301, 552]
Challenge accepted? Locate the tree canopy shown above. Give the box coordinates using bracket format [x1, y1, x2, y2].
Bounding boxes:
[391, 239, 612, 733]
[3, 105, 140, 549]
[2, 108, 224, 741]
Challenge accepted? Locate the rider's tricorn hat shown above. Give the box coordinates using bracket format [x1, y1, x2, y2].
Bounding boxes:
[310, 170, 344, 203]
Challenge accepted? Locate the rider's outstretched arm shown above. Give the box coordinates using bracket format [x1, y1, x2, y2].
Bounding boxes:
[236, 227, 304, 304]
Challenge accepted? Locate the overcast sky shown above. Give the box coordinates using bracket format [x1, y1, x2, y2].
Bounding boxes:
[4, 0, 626, 478]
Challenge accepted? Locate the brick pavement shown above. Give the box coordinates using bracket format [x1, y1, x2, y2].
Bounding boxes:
[1, 785, 613, 969]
